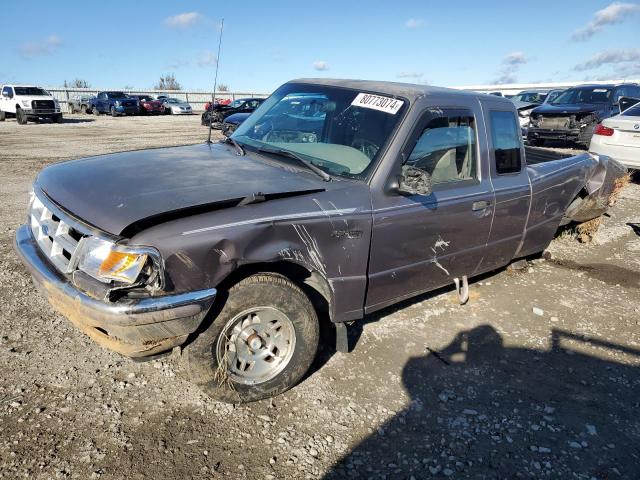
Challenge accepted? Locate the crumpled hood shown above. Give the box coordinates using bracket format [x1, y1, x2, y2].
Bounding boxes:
[36, 143, 326, 236]
[532, 103, 604, 115]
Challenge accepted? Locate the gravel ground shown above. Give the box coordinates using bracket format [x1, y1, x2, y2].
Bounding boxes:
[1, 114, 639, 479]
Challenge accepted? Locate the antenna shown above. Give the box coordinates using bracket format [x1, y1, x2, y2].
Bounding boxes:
[207, 18, 224, 144]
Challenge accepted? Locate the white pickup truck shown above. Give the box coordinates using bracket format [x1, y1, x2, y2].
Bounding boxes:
[0, 84, 62, 124]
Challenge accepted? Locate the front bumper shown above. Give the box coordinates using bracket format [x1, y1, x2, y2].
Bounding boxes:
[114, 106, 138, 115]
[23, 108, 61, 116]
[14, 224, 216, 358]
[528, 127, 581, 141]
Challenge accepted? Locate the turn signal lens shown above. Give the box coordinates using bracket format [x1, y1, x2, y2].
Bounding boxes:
[593, 124, 614, 136]
[99, 250, 148, 283]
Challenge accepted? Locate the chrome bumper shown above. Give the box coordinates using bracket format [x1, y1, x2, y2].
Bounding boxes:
[14, 224, 216, 357]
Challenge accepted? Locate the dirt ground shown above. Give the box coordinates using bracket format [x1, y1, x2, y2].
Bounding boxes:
[1, 114, 639, 479]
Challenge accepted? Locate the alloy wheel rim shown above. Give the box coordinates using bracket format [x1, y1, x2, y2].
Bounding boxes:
[216, 306, 296, 385]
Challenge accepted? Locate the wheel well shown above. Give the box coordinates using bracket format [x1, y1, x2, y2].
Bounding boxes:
[218, 261, 332, 319]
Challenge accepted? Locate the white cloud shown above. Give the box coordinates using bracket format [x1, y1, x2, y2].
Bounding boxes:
[571, 2, 640, 41]
[574, 48, 640, 70]
[504, 51, 528, 65]
[397, 71, 424, 79]
[491, 51, 529, 84]
[312, 60, 329, 71]
[19, 35, 62, 58]
[164, 12, 203, 29]
[198, 50, 218, 67]
[404, 18, 425, 28]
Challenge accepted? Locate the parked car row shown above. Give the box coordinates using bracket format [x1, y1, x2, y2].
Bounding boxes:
[86, 91, 193, 116]
[504, 83, 640, 151]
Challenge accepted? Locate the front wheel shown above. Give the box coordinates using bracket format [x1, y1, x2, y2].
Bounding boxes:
[53, 113, 63, 123]
[110, 106, 116, 117]
[183, 274, 320, 403]
[93, 105, 100, 116]
[16, 107, 27, 125]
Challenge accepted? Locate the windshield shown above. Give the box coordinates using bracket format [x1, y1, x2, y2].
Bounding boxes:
[14, 87, 49, 96]
[106, 92, 128, 99]
[545, 90, 563, 103]
[512, 92, 545, 103]
[230, 100, 245, 108]
[232, 83, 407, 178]
[165, 98, 180, 103]
[551, 87, 612, 105]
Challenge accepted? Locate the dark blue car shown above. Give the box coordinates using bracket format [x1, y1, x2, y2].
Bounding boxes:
[90, 91, 139, 116]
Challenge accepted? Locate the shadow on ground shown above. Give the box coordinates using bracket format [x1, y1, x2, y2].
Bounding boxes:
[324, 325, 640, 479]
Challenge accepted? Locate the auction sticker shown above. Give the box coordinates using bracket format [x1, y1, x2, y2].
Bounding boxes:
[351, 93, 404, 114]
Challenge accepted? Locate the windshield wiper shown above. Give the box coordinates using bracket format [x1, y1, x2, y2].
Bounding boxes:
[257, 146, 331, 182]
[222, 136, 245, 156]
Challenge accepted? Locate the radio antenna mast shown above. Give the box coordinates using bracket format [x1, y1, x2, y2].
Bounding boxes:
[207, 18, 224, 144]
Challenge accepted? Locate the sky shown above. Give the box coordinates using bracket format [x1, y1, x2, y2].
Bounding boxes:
[1, 0, 639, 92]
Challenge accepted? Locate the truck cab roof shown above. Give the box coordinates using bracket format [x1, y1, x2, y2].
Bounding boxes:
[290, 78, 514, 106]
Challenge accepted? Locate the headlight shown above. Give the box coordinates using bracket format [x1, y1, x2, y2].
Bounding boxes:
[115, 101, 121, 107]
[78, 237, 150, 284]
[22, 100, 30, 107]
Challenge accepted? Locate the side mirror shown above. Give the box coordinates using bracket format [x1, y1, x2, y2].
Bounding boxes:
[397, 165, 433, 196]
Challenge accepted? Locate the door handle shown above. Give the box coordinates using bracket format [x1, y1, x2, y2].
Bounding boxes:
[472, 200, 491, 211]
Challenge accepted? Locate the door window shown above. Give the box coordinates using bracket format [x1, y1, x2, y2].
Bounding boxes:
[405, 110, 477, 184]
[2, 86, 13, 98]
[489, 111, 522, 175]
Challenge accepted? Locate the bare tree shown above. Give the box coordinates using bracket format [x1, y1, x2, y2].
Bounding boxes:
[154, 74, 182, 91]
[217, 83, 230, 92]
[65, 79, 91, 88]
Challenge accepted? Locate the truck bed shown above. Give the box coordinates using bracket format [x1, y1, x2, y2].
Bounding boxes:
[525, 146, 576, 165]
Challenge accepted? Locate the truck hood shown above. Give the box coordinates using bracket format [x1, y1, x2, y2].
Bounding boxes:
[36, 143, 327, 236]
[532, 103, 604, 115]
[16, 95, 56, 103]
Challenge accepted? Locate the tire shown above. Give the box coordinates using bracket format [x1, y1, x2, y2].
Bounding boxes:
[83, 105, 90, 114]
[0, 110, 5, 121]
[53, 114, 63, 124]
[110, 106, 116, 117]
[183, 273, 320, 403]
[16, 107, 27, 125]
[93, 105, 100, 116]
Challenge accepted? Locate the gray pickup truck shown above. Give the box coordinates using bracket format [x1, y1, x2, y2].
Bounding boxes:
[15, 79, 625, 402]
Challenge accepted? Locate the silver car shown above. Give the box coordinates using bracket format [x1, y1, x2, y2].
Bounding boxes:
[161, 98, 193, 115]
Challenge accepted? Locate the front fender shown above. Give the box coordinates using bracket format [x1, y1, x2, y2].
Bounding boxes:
[130, 189, 373, 323]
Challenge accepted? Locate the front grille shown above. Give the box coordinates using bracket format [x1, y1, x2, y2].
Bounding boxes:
[538, 116, 571, 129]
[32, 100, 55, 109]
[29, 194, 86, 273]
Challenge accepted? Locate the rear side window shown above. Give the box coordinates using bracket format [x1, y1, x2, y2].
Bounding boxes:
[622, 104, 640, 116]
[406, 109, 477, 184]
[489, 110, 521, 175]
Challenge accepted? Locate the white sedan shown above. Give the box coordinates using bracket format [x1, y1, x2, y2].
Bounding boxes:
[589, 102, 640, 169]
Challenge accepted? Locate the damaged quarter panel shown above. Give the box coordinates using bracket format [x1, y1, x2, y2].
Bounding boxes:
[130, 180, 373, 322]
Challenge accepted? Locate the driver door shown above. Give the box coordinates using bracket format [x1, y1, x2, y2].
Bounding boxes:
[366, 103, 494, 313]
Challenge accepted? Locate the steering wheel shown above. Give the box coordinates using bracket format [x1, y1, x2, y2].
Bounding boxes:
[351, 138, 379, 159]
